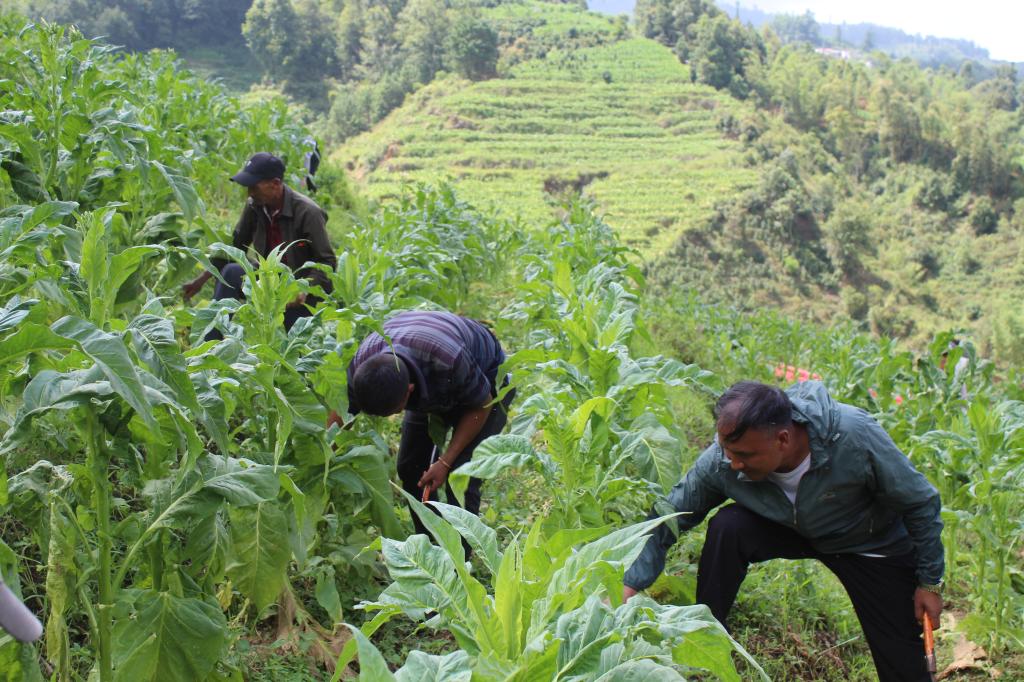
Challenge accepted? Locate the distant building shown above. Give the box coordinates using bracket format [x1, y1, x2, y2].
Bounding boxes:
[815, 47, 853, 61]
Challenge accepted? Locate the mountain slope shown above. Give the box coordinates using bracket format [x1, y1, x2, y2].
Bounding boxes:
[333, 37, 757, 255]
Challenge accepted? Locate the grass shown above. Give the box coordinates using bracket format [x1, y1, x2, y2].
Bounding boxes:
[332, 37, 757, 256]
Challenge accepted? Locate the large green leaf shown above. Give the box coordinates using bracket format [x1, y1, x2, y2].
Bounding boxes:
[395, 651, 472, 681]
[78, 211, 109, 320]
[592, 660, 686, 681]
[0, 157, 46, 203]
[107, 245, 162, 309]
[432, 502, 502, 576]
[152, 160, 203, 222]
[529, 515, 680, 637]
[380, 534, 474, 627]
[192, 373, 231, 454]
[50, 316, 157, 429]
[554, 596, 619, 679]
[0, 202, 76, 247]
[0, 297, 36, 334]
[225, 502, 290, 612]
[331, 443, 402, 538]
[402, 489, 468, 567]
[347, 626, 395, 681]
[1, 368, 110, 453]
[272, 359, 327, 435]
[127, 314, 200, 413]
[615, 413, 681, 495]
[182, 511, 231, 584]
[148, 458, 281, 531]
[0, 323, 75, 367]
[448, 434, 542, 503]
[670, 627, 742, 682]
[111, 592, 227, 682]
[570, 397, 616, 438]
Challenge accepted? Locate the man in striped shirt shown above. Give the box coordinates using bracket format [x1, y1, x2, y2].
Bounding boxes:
[336, 310, 513, 537]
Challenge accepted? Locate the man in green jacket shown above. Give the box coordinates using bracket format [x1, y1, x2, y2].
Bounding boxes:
[624, 380, 943, 682]
[182, 152, 337, 334]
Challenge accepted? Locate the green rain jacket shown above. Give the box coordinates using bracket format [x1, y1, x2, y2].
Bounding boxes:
[624, 381, 944, 590]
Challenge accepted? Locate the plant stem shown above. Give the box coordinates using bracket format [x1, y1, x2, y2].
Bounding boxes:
[87, 416, 114, 682]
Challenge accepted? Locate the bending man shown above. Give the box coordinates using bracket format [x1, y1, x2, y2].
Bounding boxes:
[335, 311, 513, 535]
[624, 380, 943, 682]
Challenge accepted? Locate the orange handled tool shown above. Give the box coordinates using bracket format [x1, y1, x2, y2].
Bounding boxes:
[923, 612, 937, 681]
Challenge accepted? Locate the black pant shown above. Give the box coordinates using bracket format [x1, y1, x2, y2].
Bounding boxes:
[206, 262, 313, 340]
[697, 504, 930, 682]
[396, 387, 515, 539]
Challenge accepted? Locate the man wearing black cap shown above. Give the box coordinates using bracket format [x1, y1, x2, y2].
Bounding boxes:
[183, 152, 337, 332]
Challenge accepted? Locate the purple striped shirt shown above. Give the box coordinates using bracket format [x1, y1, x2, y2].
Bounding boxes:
[348, 311, 505, 415]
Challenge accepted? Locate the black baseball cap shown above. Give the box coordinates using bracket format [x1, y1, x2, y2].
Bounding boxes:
[231, 152, 285, 187]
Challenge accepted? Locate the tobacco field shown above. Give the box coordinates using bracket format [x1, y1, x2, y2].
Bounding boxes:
[1, 16, 1022, 682]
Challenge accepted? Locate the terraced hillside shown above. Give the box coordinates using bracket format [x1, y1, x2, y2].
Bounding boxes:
[333, 37, 758, 255]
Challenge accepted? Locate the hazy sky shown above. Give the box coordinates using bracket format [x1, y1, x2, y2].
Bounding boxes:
[742, 0, 1024, 62]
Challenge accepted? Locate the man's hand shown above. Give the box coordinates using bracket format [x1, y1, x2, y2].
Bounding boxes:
[623, 585, 639, 602]
[182, 271, 212, 302]
[418, 460, 450, 501]
[914, 588, 943, 629]
[287, 292, 308, 308]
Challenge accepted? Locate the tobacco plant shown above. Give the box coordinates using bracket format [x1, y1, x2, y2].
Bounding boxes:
[337, 493, 767, 681]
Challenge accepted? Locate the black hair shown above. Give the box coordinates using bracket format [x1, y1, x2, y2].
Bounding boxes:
[713, 381, 792, 443]
[352, 353, 410, 416]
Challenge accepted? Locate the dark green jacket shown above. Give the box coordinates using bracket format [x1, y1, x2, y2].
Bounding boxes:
[211, 185, 336, 293]
[624, 381, 944, 590]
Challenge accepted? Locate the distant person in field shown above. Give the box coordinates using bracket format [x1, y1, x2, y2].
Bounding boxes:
[330, 311, 514, 538]
[302, 137, 321, 194]
[939, 339, 970, 401]
[182, 152, 336, 334]
[623, 380, 944, 682]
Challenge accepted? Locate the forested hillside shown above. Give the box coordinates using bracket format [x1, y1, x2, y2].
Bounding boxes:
[633, 0, 1024, 361]
[2, 4, 1024, 681]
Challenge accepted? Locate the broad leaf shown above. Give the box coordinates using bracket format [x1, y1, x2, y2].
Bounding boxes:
[592, 660, 686, 681]
[225, 502, 290, 612]
[395, 650, 472, 681]
[0, 323, 75, 366]
[1, 368, 111, 452]
[50, 316, 157, 429]
[152, 161, 204, 222]
[128, 314, 200, 413]
[331, 443, 402, 538]
[432, 502, 502, 576]
[347, 626, 395, 681]
[0, 296, 36, 333]
[448, 434, 540, 503]
[112, 592, 227, 682]
[615, 413, 681, 495]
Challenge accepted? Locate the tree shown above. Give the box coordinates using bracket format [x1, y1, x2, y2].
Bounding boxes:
[823, 199, 873, 278]
[768, 11, 821, 47]
[335, 0, 365, 79]
[688, 14, 764, 99]
[445, 14, 497, 81]
[635, 0, 720, 57]
[396, 0, 450, 84]
[358, 3, 401, 80]
[243, 0, 302, 82]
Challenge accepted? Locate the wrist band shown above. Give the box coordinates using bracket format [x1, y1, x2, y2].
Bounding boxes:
[437, 458, 452, 470]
